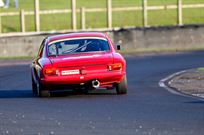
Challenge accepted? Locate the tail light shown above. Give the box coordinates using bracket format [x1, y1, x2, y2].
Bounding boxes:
[108, 63, 122, 71]
[44, 68, 59, 76]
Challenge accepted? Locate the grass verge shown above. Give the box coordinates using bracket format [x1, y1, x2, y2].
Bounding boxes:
[0, 0, 204, 33]
[197, 68, 204, 71]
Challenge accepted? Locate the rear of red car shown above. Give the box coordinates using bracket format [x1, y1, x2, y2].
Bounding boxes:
[31, 32, 127, 97]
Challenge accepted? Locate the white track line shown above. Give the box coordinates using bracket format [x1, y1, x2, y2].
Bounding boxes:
[158, 70, 204, 101]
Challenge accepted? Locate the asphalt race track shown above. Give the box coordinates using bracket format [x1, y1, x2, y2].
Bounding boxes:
[0, 51, 204, 135]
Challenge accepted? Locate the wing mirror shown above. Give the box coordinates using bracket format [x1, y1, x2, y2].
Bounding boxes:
[116, 44, 121, 50]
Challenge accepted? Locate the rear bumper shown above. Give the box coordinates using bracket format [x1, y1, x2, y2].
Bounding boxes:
[40, 71, 125, 86]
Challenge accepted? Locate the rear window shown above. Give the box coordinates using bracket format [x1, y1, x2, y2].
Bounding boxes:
[48, 38, 110, 56]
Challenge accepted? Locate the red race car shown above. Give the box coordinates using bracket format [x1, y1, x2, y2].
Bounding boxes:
[31, 32, 127, 97]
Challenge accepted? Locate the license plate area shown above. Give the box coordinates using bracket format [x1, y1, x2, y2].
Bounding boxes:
[61, 70, 80, 75]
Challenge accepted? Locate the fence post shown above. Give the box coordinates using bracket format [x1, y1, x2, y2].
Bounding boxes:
[20, 10, 25, 32]
[71, 0, 77, 31]
[177, 0, 183, 26]
[107, 0, 112, 29]
[0, 16, 1, 33]
[142, 0, 148, 27]
[34, 0, 40, 32]
[80, 7, 86, 30]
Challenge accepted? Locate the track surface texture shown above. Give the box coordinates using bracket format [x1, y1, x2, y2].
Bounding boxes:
[0, 51, 204, 135]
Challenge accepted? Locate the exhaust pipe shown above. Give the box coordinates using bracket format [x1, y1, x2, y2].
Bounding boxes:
[92, 80, 100, 88]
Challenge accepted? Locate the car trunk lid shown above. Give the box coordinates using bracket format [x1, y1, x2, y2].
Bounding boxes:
[49, 52, 113, 76]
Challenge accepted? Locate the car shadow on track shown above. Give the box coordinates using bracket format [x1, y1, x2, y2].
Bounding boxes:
[0, 90, 33, 98]
[50, 89, 117, 97]
[0, 89, 117, 98]
[184, 101, 204, 104]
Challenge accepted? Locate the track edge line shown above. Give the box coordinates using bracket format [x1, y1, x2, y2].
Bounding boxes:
[158, 70, 204, 101]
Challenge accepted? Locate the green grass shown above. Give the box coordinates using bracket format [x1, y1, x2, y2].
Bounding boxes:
[25, 15, 35, 32]
[2, 15, 20, 32]
[113, 11, 143, 27]
[148, 9, 178, 26]
[183, 8, 204, 24]
[0, 0, 204, 33]
[197, 67, 204, 71]
[0, 56, 33, 60]
[40, 14, 72, 31]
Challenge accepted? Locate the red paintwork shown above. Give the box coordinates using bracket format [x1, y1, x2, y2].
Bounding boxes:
[31, 32, 126, 90]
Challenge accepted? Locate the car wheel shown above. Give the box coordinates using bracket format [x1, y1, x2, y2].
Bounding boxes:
[36, 82, 51, 97]
[116, 75, 128, 94]
[40, 90, 51, 97]
[32, 78, 37, 95]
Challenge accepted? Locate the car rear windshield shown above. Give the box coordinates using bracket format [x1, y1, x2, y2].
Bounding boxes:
[48, 38, 110, 56]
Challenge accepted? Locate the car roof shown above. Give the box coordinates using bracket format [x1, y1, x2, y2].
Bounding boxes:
[47, 32, 108, 43]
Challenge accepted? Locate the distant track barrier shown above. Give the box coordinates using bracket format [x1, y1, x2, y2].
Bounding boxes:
[0, 0, 204, 35]
[0, 25, 204, 57]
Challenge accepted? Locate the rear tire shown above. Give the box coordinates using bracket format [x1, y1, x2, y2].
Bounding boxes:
[40, 90, 51, 97]
[32, 78, 37, 95]
[37, 82, 51, 97]
[116, 76, 128, 94]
